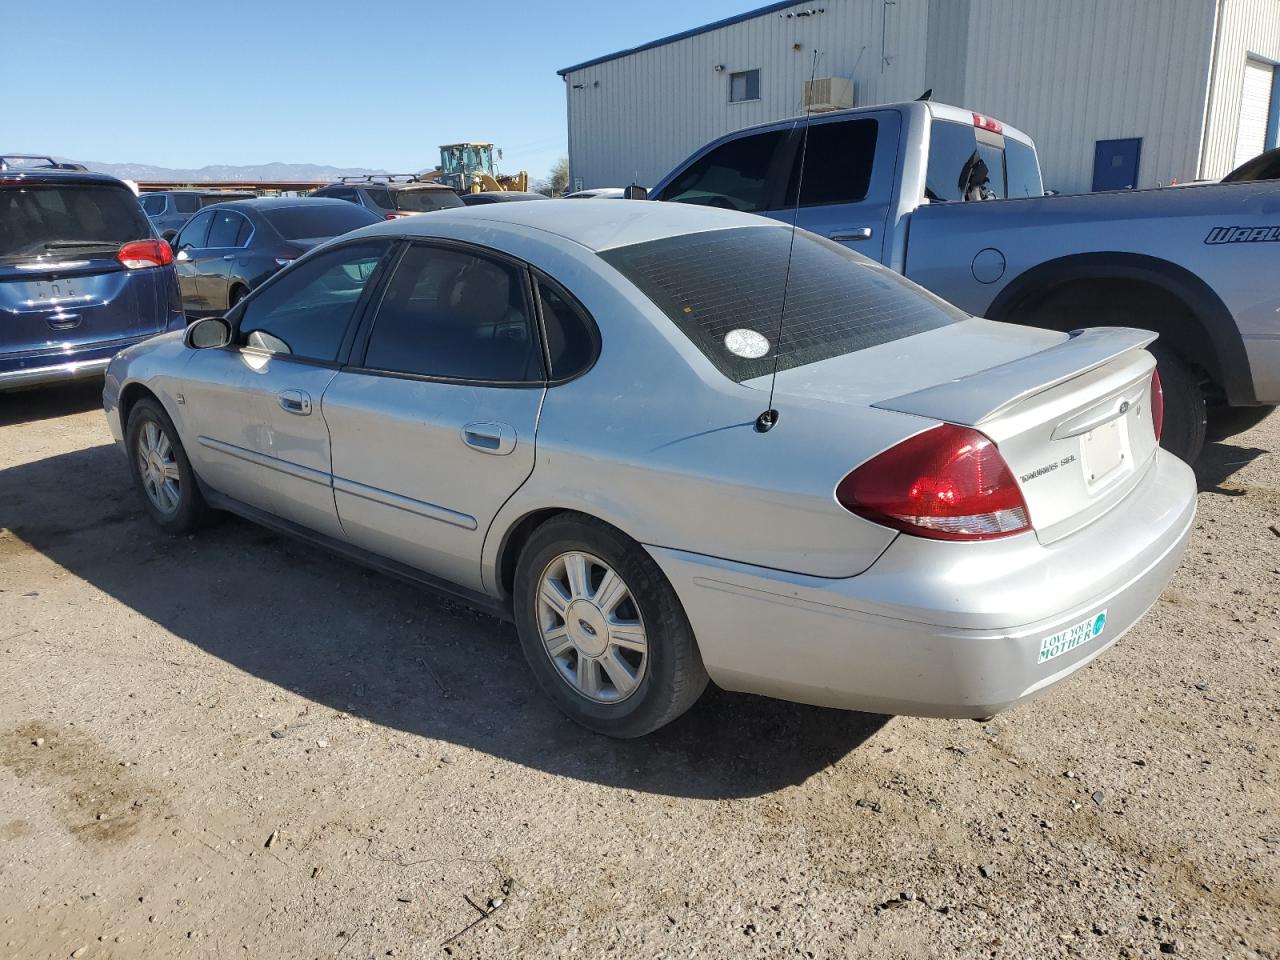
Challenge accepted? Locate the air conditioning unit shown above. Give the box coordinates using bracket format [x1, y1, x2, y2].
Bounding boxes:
[803, 77, 855, 112]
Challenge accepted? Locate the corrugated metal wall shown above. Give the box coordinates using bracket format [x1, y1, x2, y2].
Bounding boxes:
[1200, 0, 1280, 178]
[957, 0, 1218, 193]
[561, 0, 1266, 193]
[562, 0, 933, 188]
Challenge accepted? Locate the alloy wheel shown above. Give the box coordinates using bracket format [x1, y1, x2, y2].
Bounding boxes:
[136, 420, 181, 515]
[536, 551, 648, 703]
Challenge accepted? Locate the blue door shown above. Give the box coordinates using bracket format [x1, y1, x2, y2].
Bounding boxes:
[1092, 138, 1142, 191]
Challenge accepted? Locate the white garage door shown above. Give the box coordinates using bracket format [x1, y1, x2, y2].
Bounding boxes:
[1234, 58, 1275, 169]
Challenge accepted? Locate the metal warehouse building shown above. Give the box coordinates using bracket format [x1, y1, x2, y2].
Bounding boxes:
[559, 0, 1280, 194]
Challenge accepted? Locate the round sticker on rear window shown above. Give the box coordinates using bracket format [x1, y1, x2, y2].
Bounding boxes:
[724, 328, 770, 359]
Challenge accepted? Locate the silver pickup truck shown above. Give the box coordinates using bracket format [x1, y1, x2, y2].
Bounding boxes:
[649, 99, 1279, 462]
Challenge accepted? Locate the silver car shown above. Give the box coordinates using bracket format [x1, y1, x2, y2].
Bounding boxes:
[103, 201, 1197, 737]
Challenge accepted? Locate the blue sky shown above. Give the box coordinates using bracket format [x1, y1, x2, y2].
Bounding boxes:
[7, 0, 752, 180]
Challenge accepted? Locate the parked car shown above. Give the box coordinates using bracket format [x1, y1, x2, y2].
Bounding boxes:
[103, 200, 1195, 737]
[1222, 147, 1280, 183]
[138, 190, 255, 237]
[171, 197, 379, 317]
[564, 187, 626, 199]
[651, 99, 1280, 462]
[460, 191, 549, 205]
[311, 176, 462, 218]
[1, 168, 181, 390]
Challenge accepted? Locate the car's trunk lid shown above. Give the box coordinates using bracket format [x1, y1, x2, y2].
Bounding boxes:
[0, 254, 165, 359]
[765, 320, 1161, 544]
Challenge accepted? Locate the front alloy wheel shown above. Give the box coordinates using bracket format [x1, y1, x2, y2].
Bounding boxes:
[136, 420, 181, 515]
[537, 551, 648, 703]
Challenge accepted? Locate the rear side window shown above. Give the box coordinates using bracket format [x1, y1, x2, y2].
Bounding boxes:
[393, 189, 464, 212]
[239, 241, 388, 361]
[363, 244, 541, 382]
[206, 209, 249, 247]
[363, 186, 393, 209]
[139, 194, 166, 216]
[656, 129, 789, 212]
[537, 278, 598, 380]
[174, 195, 201, 214]
[785, 118, 878, 207]
[926, 119, 1041, 201]
[0, 183, 152, 262]
[599, 226, 963, 383]
[263, 203, 379, 240]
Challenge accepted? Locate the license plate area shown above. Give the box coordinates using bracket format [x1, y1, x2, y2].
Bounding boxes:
[29, 277, 87, 307]
[1080, 418, 1128, 486]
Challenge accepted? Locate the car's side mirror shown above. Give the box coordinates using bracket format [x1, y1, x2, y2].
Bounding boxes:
[184, 316, 232, 350]
[624, 184, 648, 201]
[175, 248, 191, 261]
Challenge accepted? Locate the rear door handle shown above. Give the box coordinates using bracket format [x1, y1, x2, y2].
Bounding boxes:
[830, 227, 873, 241]
[222, 254, 235, 261]
[462, 421, 516, 456]
[278, 389, 312, 416]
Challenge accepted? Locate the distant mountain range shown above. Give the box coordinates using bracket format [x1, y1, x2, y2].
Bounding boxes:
[75, 160, 395, 182]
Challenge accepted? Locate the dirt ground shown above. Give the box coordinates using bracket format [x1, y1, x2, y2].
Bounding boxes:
[0, 383, 1276, 960]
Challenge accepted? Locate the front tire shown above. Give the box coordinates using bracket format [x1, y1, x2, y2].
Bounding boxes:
[126, 397, 210, 534]
[513, 514, 708, 738]
[1150, 346, 1206, 463]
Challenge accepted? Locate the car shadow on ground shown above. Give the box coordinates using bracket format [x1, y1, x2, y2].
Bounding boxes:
[0, 380, 105, 427]
[0, 440, 889, 800]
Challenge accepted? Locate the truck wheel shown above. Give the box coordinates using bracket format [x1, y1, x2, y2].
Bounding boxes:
[1151, 346, 1205, 464]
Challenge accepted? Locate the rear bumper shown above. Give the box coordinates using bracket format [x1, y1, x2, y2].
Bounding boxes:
[0, 337, 154, 392]
[648, 450, 1196, 718]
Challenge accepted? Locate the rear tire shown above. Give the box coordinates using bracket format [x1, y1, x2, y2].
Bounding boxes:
[513, 514, 708, 738]
[1150, 346, 1206, 463]
[126, 397, 210, 534]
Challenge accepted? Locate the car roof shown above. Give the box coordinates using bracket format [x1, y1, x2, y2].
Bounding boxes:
[208, 196, 357, 211]
[0, 168, 132, 189]
[353, 197, 776, 252]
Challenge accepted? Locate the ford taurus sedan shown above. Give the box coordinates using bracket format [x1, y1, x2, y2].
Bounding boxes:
[102, 201, 1196, 737]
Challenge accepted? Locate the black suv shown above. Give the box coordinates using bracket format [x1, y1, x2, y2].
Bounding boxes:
[311, 175, 462, 219]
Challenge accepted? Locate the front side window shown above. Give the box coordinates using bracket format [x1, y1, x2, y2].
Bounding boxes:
[175, 210, 214, 250]
[362, 244, 541, 382]
[600, 225, 963, 383]
[238, 241, 388, 362]
[730, 69, 761, 103]
[139, 194, 167, 216]
[657, 129, 789, 212]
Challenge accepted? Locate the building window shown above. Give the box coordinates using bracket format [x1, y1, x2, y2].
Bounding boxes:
[729, 69, 760, 103]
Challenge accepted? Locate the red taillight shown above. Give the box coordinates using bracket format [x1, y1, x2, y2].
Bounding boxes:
[972, 112, 1004, 135]
[1150, 369, 1164, 441]
[117, 239, 173, 269]
[383, 212, 410, 220]
[836, 424, 1031, 541]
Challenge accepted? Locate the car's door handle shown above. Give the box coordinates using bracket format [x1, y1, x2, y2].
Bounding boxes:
[222, 254, 235, 261]
[278, 389, 312, 416]
[830, 227, 873, 241]
[461, 421, 516, 456]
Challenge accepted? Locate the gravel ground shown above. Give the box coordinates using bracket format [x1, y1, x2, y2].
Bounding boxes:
[0, 383, 1276, 960]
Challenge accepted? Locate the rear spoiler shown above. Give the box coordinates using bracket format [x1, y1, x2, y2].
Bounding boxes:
[874, 327, 1157, 426]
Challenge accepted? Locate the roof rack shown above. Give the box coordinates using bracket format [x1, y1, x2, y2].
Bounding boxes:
[0, 154, 88, 172]
[338, 173, 437, 184]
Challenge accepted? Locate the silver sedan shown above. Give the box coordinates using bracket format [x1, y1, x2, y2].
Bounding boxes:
[103, 201, 1197, 737]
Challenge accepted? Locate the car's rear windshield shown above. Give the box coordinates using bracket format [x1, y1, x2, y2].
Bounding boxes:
[599, 226, 965, 383]
[0, 183, 151, 263]
[393, 188, 464, 212]
[263, 203, 380, 240]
